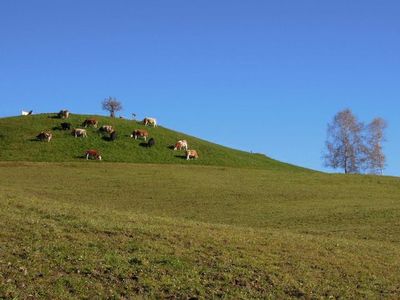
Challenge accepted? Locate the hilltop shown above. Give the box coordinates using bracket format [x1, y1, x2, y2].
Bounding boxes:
[0, 113, 303, 170]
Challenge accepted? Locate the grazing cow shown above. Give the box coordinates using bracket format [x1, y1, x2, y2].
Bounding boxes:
[99, 125, 113, 134]
[186, 150, 199, 160]
[143, 117, 157, 127]
[147, 138, 155, 148]
[174, 140, 188, 151]
[58, 109, 70, 119]
[85, 149, 102, 160]
[60, 122, 71, 130]
[99, 125, 114, 133]
[109, 130, 117, 141]
[21, 110, 33, 116]
[82, 118, 98, 128]
[130, 129, 149, 141]
[36, 131, 52, 142]
[72, 128, 87, 138]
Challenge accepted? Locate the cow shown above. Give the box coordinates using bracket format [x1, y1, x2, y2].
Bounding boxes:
[36, 131, 52, 142]
[82, 118, 98, 128]
[99, 125, 114, 134]
[147, 138, 155, 148]
[186, 150, 199, 160]
[21, 110, 33, 116]
[174, 140, 188, 151]
[60, 122, 71, 130]
[58, 110, 70, 119]
[85, 149, 102, 160]
[143, 117, 157, 127]
[109, 130, 117, 141]
[130, 129, 149, 141]
[72, 128, 87, 138]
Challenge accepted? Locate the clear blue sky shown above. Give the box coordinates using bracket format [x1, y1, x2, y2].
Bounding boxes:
[1, 1, 399, 175]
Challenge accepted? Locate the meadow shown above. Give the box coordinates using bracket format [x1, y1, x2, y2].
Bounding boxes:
[1, 162, 400, 299]
[0, 114, 399, 299]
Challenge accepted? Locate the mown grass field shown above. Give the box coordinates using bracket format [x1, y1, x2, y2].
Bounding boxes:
[1, 162, 400, 299]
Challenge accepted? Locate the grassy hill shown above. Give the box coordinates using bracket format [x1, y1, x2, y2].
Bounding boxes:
[0, 113, 302, 170]
[1, 114, 400, 299]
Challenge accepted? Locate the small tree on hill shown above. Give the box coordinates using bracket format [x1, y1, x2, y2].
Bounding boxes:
[102, 97, 122, 118]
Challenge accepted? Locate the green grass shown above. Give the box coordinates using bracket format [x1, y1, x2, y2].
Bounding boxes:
[1, 162, 400, 299]
[1, 114, 399, 298]
[0, 113, 302, 170]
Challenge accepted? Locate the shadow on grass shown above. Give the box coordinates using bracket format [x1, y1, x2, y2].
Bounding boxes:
[174, 155, 187, 160]
[102, 136, 117, 142]
[74, 155, 86, 159]
[52, 125, 72, 131]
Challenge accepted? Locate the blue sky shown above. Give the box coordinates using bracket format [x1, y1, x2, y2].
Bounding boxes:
[1, 1, 399, 175]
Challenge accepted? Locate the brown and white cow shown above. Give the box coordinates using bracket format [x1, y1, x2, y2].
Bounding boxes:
[82, 118, 98, 128]
[99, 125, 113, 134]
[58, 109, 70, 119]
[85, 149, 102, 160]
[186, 150, 199, 160]
[143, 117, 157, 127]
[130, 129, 149, 141]
[72, 128, 87, 138]
[36, 131, 52, 142]
[174, 140, 188, 151]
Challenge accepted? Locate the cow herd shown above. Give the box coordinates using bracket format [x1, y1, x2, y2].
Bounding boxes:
[35, 110, 199, 161]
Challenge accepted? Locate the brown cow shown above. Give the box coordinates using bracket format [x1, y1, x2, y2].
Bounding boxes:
[85, 149, 102, 160]
[36, 131, 52, 142]
[130, 129, 149, 141]
[186, 150, 199, 160]
[174, 140, 188, 151]
[82, 118, 98, 128]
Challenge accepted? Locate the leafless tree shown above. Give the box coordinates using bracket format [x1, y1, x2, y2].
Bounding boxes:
[324, 109, 387, 175]
[366, 118, 387, 175]
[102, 97, 122, 118]
[324, 109, 366, 174]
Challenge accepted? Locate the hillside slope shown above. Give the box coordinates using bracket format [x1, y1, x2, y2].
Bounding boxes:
[0, 113, 304, 170]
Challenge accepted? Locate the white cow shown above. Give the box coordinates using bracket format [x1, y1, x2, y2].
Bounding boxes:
[143, 117, 157, 127]
[21, 110, 33, 116]
[73, 128, 87, 138]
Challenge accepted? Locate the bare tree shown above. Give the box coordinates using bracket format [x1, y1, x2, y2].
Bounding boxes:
[324, 109, 366, 174]
[366, 118, 387, 175]
[102, 97, 122, 118]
